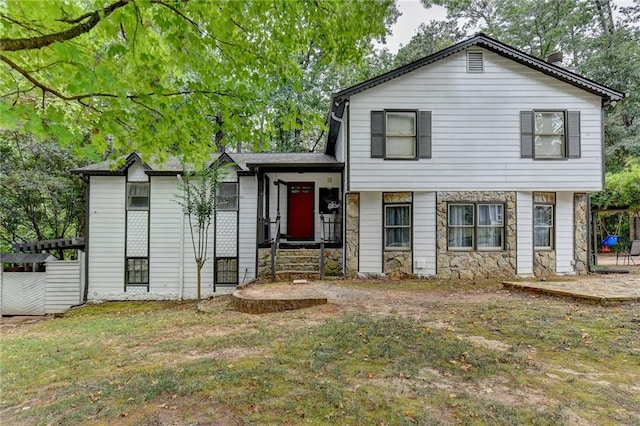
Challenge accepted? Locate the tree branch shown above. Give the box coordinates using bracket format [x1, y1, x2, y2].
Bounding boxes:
[2, 53, 235, 104]
[0, 0, 130, 51]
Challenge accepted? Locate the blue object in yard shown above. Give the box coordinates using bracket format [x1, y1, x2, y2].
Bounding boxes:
[602, 235, 620, 247]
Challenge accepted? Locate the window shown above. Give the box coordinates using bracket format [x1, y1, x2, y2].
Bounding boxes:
[371, 110, 432, 159]
[477, 204, 504, 249]
[448, 203, 505, 250]
[448, 204, 474, 249]
[521, 110, 580, 159]
[534, 205, 554, 249]
[385, 204, 411, 250]
[216, 257, 237, 284]
[534, 111, 565, 158]
[386, 112, 416, 159]
[126, 257, 148, 286]
[127, 182, 149, 210]
[216, 182, 238, 210]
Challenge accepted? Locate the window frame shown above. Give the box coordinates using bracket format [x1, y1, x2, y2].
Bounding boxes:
[447, 202, 506, 251]
[476, 203, 505, 250]
[533, 204, 554, 250]
[127, 182, 149, 211]
[385, 110, 417, 160]
[126, 257, 149, 287]
[533, 110, 566, 160]
[215, 257, 238, 285]
[384, 203, 412, 251]
[216, 182, 238, 211]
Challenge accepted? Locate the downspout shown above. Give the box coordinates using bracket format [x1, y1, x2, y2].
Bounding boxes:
[331, 101, 348, 276]
[82, 174, 90, 303]
[177, 174, 185, 299]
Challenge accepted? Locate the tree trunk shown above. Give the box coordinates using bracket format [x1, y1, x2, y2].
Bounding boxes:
[196, 262, 202, 300]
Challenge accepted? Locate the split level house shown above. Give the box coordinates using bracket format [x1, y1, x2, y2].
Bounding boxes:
[73, 34, 624, 300]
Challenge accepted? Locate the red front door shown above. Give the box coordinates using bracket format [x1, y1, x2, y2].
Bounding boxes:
[288, 183, 314, 240]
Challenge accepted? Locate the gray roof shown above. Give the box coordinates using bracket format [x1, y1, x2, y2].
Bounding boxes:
[1, 253, 56, 263]
[72, 152, 340, 175]
[332, 33, 625, 102]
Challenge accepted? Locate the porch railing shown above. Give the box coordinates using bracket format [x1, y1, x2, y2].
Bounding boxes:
[321, 214, 342, 244]
[271, 214, 281, 281]
[320, 214, 342, 279]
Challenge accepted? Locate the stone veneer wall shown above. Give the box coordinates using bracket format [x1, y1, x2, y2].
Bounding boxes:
[436, 191, 517, 279]
[534, 251, 556, 278]
[574, 193, 588, 274]
[383, 192, 413, 277]
[345, 193, 360, 276]
[533, 192, 556, 278]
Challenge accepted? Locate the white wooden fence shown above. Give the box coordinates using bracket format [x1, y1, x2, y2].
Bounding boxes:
[1, 254, 85, 316]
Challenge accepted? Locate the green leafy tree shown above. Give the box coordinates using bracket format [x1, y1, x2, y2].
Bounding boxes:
[394, 20, 466, 66]
[591, 158, 640, 243]
[176, 163, 222, 300]
[0, 0, 397, 160]
[0, 131, 87, 257]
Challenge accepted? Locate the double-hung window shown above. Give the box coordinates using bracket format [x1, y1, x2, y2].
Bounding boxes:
[521, 110, 580, 159]
[534, 205, 554, 249]
[534, 111, 565, 158]
[216, 257, 237, 284]
[127, 182, 149, 210]
[384, 204, 411, 250]
[386, 112, 416, 159]
[371, 110, 432, 159]
[216, 182, 238, 210]
[448, 203, 505, 250]
[477, 204, 504, 249]
[448, 204, 474, 249]
[126, 257, 148, 286]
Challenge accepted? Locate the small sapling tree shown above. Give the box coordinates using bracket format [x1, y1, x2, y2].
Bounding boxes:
[176, 160, 223, 300]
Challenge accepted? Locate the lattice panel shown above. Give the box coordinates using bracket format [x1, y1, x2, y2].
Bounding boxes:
[216, 211, 237, 257]
[127, 211, 148, 256]
[128, 163, 149, 182]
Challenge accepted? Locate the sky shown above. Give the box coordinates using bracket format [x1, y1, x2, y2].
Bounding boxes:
[384, 0, 636, 54]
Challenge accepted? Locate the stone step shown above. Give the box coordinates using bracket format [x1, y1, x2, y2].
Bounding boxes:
[276, 264, 319, 272]
[276, 255, 319, 262]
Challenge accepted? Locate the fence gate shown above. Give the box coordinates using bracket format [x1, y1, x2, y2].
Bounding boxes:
[1, 273, 46, 315]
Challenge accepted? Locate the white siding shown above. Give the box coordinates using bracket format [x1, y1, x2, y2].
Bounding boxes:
[359, 192, 383, 273]
[516, 192, 534, 276]
[556, 192, 575, 274]
[265, 171, 342, 241]
[348, 48, 603, 192]
[45, 260, 82, 313]
[238, 175, 258, 282]
[89, 176, 126, 294]
[149, 176, 182, 294]
[413, 192, 437, 276]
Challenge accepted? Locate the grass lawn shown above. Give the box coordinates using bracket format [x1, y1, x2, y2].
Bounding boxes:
[1, 282, 639, 425]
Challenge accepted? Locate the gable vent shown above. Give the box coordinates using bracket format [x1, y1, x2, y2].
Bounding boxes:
[467, 51, 484, 73]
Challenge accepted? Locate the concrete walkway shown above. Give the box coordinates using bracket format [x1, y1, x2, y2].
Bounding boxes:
[503, 256, 640, 304]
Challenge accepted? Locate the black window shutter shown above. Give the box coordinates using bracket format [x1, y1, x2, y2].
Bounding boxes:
[567, 111, 581, 158]
[418, 111, 432, 159]
[371, 110, 384, 158]
[520, 111, 534, 158]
